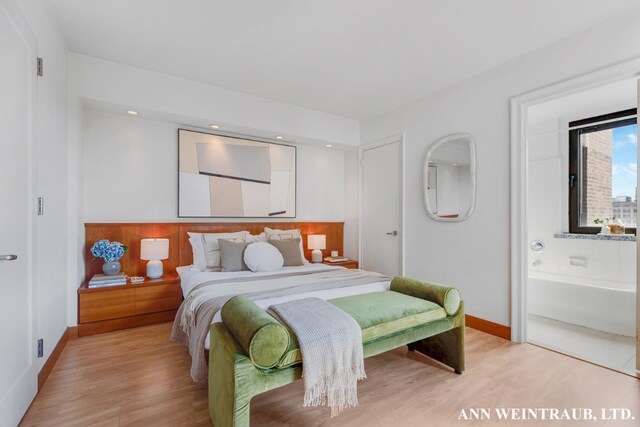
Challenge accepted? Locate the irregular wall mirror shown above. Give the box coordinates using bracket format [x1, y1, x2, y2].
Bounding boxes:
[423, 133, 476, 222]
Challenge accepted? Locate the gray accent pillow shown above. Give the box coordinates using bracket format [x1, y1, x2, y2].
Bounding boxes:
[268, 238, 304, 267]
[218, 238, 250, 272]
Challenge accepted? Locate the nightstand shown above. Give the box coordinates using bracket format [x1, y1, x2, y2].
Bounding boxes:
[77, 273, 182, 337]
[322, 259, 359, 269]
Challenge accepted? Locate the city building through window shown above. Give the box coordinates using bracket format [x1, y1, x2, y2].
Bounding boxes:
[569, 108, 638, 234]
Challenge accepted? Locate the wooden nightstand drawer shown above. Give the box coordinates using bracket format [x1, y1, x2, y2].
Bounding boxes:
[79, 289, 135, 323]
[135, 297, 181, 315]
[135, 284, 182, 315]
[135, 283, 182, 301]
[78, 274, 182, 336]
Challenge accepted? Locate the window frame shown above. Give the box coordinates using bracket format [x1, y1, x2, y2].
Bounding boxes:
[568, 108, 637, 235]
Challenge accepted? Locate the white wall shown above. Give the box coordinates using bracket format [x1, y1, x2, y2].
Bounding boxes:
[360, 8, 640, 326]
[343, 148, 360, 260]
[17, 0, 69, 371]
[528, 78, 638, 125]
[83, 110, 345, 222]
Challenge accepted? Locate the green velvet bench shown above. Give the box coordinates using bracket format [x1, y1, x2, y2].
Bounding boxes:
[209, 276, 465, 427]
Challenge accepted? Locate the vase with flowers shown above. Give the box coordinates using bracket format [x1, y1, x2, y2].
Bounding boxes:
[91, 239, 128, 275]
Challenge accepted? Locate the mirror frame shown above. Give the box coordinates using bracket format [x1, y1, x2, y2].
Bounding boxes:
[423, 132, 476, 222]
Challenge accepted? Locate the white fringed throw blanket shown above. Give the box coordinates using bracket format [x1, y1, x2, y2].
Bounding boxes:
[270, 297, 366, 417]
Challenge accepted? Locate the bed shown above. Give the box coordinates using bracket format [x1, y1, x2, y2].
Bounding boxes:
[176, 263, 391, 349]
[172, 262, 392, 382]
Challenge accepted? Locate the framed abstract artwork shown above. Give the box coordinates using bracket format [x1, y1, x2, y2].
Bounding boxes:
[178, 129, 296, 217]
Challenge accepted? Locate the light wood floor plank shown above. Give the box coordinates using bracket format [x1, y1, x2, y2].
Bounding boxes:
[21, 323, 639, 426]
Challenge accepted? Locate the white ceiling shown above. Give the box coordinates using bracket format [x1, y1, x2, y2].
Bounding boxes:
[51, 0, 640, 120]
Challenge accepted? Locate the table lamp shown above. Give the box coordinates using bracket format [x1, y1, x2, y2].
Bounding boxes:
[307, 234, 326, 263]
[141, 238, 169, 279]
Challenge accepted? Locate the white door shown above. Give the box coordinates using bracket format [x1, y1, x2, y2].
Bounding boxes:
[0, 0, 38, 424]
[361, 140, 402, 277]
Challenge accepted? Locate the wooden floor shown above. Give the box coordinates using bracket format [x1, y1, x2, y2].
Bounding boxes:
[21, 323, 639, 427]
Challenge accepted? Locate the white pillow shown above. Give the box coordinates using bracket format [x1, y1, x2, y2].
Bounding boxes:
[188, 237, 208, 271]
[247, 232, 267, 243]
[188, 231, 249, 271]
[244, 242, 284, 272]
[264, 227, 309, 263]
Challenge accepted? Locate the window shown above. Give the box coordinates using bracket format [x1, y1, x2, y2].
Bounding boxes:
[569, 108, 637, 234]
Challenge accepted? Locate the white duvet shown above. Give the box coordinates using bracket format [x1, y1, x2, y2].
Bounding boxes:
[176, 263, 391, 349]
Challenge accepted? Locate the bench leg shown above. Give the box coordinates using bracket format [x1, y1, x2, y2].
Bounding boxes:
[210, 361, 252, 427]
[210, 325, 253, 427]
[209, 323, 304, 427]
[408, 325, 465, 374]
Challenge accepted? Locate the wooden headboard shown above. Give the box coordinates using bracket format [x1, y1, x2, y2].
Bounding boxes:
[84, 222, 344, 280]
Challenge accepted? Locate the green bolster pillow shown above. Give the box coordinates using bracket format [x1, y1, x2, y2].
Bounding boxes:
[220, 295, 289, 369]
[390, 276, 461, 315]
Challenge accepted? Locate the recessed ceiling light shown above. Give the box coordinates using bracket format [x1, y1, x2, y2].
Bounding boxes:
[275, 135, 284, 140]
[325, 144, 333, 148]
[452, 163, 457, 166]
[126, 110, 139, 116]
[209, 124, 220, 129]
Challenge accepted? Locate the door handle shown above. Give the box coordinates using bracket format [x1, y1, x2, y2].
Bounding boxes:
[0, 255, 17, 261]
[386, 231, 398, 236]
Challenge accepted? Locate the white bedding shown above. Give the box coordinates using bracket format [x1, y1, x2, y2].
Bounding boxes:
[176, 263, 391, 349]
[177, 263, 341, 297]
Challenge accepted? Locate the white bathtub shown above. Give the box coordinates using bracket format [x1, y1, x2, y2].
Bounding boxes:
[528, 272, 636, 337]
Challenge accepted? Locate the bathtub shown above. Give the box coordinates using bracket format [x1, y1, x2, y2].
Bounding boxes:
[528, 272, 636, 337]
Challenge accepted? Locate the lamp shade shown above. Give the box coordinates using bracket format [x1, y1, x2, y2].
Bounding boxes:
[140, 238, 169, 261]
[307, 235, 326, 250]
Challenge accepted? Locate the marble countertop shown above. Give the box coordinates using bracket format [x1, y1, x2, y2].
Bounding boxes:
[553, 232, 636, 242]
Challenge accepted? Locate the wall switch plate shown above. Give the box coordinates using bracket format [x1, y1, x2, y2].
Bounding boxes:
[37, 339, 43, 358]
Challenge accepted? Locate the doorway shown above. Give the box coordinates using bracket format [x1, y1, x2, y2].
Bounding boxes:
[510, 60, 640, 377]
[360, 136, 404, 277]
